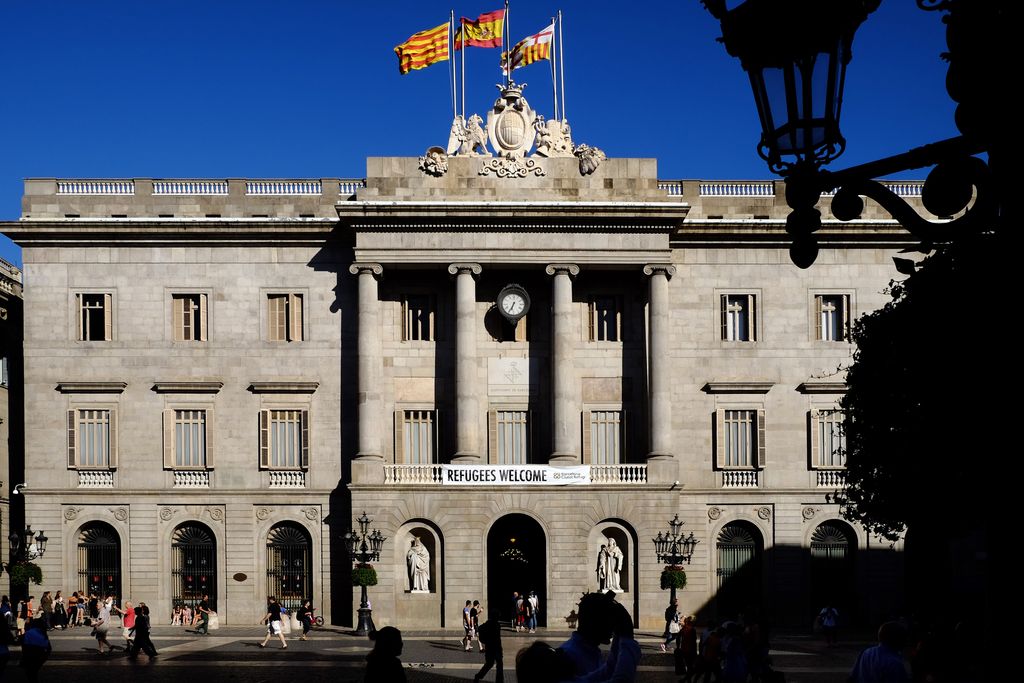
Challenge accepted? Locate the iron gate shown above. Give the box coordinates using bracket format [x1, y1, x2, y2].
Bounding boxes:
[78, 523, 121, 598]
[266, 523, 311, 613]
[172, 523, 217, 609]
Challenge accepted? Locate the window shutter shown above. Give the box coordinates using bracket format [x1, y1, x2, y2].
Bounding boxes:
[431, 409, 440, 463]
[527, 410, 534, 465]
[814, 296, 823, 341]
[515, 315, 528, 342]
[621, 410, 628, 464]
[163, 409, 175, 468]
[428, 296, 436, 342]
[76, 294, 84, 341]
[290, 294, 303, 342]
[394, 410, 405, 464]
[300, 409, 310, 469]
[199, 294, 208, 342]
[581, 411, 592, 464]
[720, 295, 728, 340]
[259, 409, 270, 469]
[204, 408, 214, 468]
[748, 294, 757, 341]
[109, 409, 118, 469]
[68, 409, 77, 468]
[715, 409, 725, 469]
[841, 295, 850, 341]
[401, 298, 409, 342]
[103, 293, 113, 341]
[172, 297, 184, 341]
[616, 296, 624, 342]
[809, 410, 820, 468]
[487, 410, 497, 464]
[756, 409, 767, 468]
[587, 300, 595, 341]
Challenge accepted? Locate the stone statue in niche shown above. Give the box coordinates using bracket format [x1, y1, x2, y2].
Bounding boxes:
[406, 535, 431, 592]
[596, 536, 624, 592]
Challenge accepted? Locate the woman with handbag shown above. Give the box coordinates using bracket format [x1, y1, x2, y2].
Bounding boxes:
[661, 599, 681, 652]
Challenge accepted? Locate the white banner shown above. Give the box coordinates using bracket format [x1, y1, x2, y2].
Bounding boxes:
[441, 464, 590, 486]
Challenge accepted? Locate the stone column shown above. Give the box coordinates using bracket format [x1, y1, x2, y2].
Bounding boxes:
[349, 263, 384, 484]
[545, 264, 580, 464]
[448, 263, 483, 462]
[644, 264, 676, 483]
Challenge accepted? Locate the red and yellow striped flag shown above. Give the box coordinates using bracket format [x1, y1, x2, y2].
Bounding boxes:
[394, 22, 450, 75]
[501, 22, 554, 75]
[454, 9, 505, 49]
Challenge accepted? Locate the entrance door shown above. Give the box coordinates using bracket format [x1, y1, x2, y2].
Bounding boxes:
[267, 522, 312, 613]
[487, 514, 546, 627]
[172, 522, 217, 610]
[78, 522, 121, 599]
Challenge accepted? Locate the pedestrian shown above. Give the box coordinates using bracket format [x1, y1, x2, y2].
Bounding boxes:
[463, 600, 475, 651]
[258, 596, 288, 649]
[297, 598, 314, 641]
[67, 592, 79, 627]
[40, 591, 53, 631]
[662, 598, 680, 652]
[194, 594, 212, 634]
[92, 598, 114, 654]
[818, 604, 839, 646]
[16, 595, 33, 636]
[127, 605, 158, 659]
[53, 591, 68, 629]
[364, 625, 406, 682]
[849, 621, 911, 682]
[19, 618, 51, 683]
[511, 592, 520, 632]
[0, 595, 11, 630]
[0, 613, 14, 678]
[115, 600, 135, 650]
[527, 591, 539, 633]
[474, 619, 504, 683]
[472, 600, 484, 652]
[675, 615, 698, 681]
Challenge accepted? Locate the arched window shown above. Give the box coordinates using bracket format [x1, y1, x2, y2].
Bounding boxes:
[78, 522, 121, 598]
[810, 523, 852, 560]
[810, 522, 856, 621]
[715, 522, 763, 620]
[267, 523, 312, 613]
[172, 523, 217, 609]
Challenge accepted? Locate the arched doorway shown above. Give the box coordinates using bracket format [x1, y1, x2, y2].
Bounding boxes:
[267, 522, 312, 613]
[172, 522, 217, 610]
[810, 521, 856, 622]
[78, 522, 121, 598]
[487, 514, 546, 626]
[715, 521, 763, 620]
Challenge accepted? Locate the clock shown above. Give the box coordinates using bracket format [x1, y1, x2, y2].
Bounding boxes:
[497, 284, 530, 323]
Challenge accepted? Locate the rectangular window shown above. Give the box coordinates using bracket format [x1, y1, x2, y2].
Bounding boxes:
[721, 294, 756, 342]
[399, 410, 436, 465]
[495, 410, 529, 464]
[587, 410, 624, 465]
[268, 293, 304, 342]
[67, 408, 117, 469]
[260, 409, 309, 469]
[716, 408, 765, 469]
[172, 294, 207, 342]
[78, 293, 112, 341]
[814, 409, 847, 468]
[402, 295, 434, 341]
[163, 409, 211, 469]
[588, 296, 621, 342]
[816, 294, 850, 342]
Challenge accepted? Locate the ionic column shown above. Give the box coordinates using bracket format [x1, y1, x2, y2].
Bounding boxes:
[644, 264, 676, 481]
[349, 263, 384, 483]
[448, 263, 483, 462]
[545, 263, 580, 464]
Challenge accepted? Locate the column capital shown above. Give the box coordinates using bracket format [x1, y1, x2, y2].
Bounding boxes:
[447, 262, 483, 277]
[544, 263, 580, 277]
[349, 262, 383, 278]
[643, 264, 677, 279]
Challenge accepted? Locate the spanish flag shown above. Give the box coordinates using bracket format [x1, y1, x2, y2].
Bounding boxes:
[394, 22, 450, 75]
[501, 22, 554, 75]
[454, 9, 505, 49]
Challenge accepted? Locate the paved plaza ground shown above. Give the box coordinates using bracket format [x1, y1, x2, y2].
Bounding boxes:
[2, 624, 872, 682]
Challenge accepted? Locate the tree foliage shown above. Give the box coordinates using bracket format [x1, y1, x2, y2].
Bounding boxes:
[7, 561, 43, 586]
[351, 564, 378, 587]
[838, 236, 1006, 540]
[660, 566, 688, 591]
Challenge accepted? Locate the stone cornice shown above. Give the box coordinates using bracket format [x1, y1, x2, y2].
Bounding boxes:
[702, 381, 775, 394]
[336, 200, 690, 224]
[248, 381, 320, 394]
[56, 381, 127, 394]
[151, 381, 224, 394]
[797, 381, 849, 394]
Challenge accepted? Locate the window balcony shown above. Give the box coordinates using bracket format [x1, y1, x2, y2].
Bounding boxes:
[77, 470, 115, 488]
[173, 470, 210, 488]
[382, 463, 648, 485]
[269, 470, 306, 488]
[722, 470, 760, 488]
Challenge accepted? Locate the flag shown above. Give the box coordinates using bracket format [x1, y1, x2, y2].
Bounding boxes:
[394, 22, 450, 75]
[454, 9, 505, 49]
[501, 22, 554, 75]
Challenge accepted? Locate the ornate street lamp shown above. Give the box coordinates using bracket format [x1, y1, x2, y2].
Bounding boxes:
[653, 514, 699, 609]
[9, 525, 47, 562]
[702, 0, 1004, 268]
[345, 511, 387, 636]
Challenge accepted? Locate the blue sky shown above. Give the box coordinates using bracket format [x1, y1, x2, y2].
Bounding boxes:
[0, 1, 957, 266]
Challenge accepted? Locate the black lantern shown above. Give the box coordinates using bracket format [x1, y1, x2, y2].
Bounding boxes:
[653, 515, 698, 566]
[9, 525, 47, 562]
[344, 511, 387, 636]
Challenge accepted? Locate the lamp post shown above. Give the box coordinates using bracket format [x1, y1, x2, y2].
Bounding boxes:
[653, 514, 698, 609]
[8, 525, 47, 563]
[344, 511, 386, 636]
[701, 0, 1005, 268]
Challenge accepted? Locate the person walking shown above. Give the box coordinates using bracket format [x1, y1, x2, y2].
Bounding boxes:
[53, 591, 68, 630]
[471, 600, 484, 652]
[92, 599, 114, 655]
[849, 621, 911, 682]
[662, 598, 681, 652]
[527, 591, 539, 633]
[18, 618, 51, 683]
[127, 605, 159, 660]
[474, 619, 504, 683]
[818, 604, 839, 646]
[258, 596, 288, 649]
[463, 600, 475, 651]
[297, 598, 314, 641]
[39, 592, 53, 631]
[115, 600, 135, 650]
[194, 594, 212, 635]
[364, 626, 406, 682]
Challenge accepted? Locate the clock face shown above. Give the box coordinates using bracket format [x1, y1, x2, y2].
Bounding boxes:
[501, 292, 526, 316]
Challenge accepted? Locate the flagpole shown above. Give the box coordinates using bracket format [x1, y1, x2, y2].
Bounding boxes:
[504, 0, 511, 86]
[461, 16, 466, 119]
[550, 15, 558, 120]
[558, 10, 566, 121]
[450, 10, 457, 120]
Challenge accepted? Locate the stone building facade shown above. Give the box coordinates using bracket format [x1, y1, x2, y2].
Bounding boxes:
[2, 157, 916, 628]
